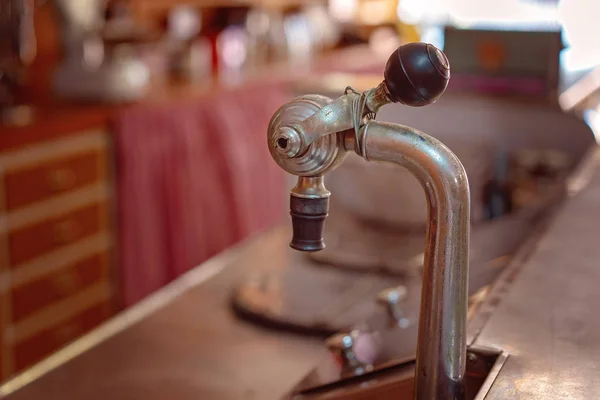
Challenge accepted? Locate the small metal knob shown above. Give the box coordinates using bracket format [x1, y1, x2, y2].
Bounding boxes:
[376, 285, 410, 328]
[325, 330, 374, 376]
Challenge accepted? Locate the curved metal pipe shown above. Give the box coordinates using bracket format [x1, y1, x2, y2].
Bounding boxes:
[360, 120, 470, 400]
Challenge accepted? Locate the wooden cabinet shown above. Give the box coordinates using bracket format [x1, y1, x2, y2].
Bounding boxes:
[0, 130, 117, 380]
[3, 150, 107, 212]
[13, 301, 113, 372]
[8, 203, 108, 266]
[11, 253, 110, 322]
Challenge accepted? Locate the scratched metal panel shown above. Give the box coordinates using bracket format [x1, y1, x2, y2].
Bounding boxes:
[474, 151, 600, 399]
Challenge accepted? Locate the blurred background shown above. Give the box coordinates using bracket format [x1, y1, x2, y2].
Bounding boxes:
[0, 0, 599, 387]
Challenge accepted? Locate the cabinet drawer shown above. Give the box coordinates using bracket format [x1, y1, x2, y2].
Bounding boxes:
[13, 301, 113, 373]
[0, 233, 8, 273]
[0, 293, 4, 381]
[11, 253, 110, 322]
[9, 202, 108, 267]
[4, 150, 107, 211]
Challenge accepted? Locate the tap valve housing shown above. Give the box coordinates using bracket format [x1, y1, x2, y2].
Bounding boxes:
[266, 42, 469, 400]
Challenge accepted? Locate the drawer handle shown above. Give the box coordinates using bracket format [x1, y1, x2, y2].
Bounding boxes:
[53, 322, 82, 345]
[52, 220, 81, 244]
[52, 272, 81, 296]
[47, 168, 77, 192]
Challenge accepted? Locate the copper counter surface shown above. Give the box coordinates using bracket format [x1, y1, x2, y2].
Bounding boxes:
[472, 147, 600, 399]
[5, 145, 600, 399]
[2, 227, 326, 400]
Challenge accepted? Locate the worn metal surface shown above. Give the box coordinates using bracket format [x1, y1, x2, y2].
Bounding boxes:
[286, 346, 508, 400]
[1, 229, 326, 400]
[231, 249, 500, 337]
[5, 149, 600, 399]
[474, 148, 600, 399]
[360, 121, 470, 399]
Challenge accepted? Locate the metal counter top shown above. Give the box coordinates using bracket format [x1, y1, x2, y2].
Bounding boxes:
[3, 147, 600, 399]
[1, 229, 326, 400]
[472, 147, 600, 399]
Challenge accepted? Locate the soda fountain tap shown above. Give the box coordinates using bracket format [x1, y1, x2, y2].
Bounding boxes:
[267, 43, 470, 399]
[377, 285, 410, 329]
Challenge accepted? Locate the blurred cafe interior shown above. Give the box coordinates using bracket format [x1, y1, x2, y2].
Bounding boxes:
[1, 0, 600, 399]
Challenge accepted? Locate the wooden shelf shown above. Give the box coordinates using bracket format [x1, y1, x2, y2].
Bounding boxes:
[2, 45, 382, 153]
[129, 0, 326, 17]
[129, 0, 324, 8]
[125, 0, 326, 31]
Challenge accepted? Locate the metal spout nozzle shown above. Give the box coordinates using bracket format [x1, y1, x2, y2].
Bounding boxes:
[289, 176, 330, 252]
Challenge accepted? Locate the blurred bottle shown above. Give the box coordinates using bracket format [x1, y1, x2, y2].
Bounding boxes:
[327, 0, 421, 47]
[53, 0, 152, 103]
[396, 0, 421, 42]
[283, 12, 314, 64]
[245, 8, 273, 70]
[216, 24, 250, 85]
[482, 150, 513, 220]
[303, 4, 342, 51]
[166, 6, 212, 81]
[1, 0, 36, 126]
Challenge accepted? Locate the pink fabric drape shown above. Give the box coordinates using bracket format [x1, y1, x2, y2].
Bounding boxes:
[114, 82, 290, 307]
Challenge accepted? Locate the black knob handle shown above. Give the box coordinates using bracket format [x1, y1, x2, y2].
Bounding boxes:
[384, 42, 450, 107]
[289, 194, 329, 252]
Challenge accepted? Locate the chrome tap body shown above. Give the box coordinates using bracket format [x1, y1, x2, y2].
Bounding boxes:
[267, 43, 470, 399]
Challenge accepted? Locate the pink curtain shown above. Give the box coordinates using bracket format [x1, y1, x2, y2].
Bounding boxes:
[114, 82, 290, 307]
